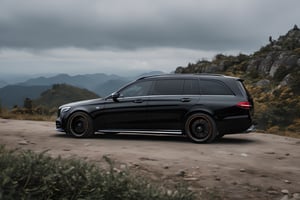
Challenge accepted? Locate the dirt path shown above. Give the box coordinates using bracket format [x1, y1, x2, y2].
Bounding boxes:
[0, 118, 299, 199]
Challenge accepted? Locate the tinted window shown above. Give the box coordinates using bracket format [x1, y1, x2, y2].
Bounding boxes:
[150, 79, 184, 95]
[184, 79, 200, 95]
[199, 80, 233, 95]
[120, 80, 152, 97]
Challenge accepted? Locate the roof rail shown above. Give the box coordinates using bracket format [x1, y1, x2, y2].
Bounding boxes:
[194, 73, 224, 76]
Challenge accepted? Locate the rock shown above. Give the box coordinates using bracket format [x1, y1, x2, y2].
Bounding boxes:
[280, 195, 289, 200]
[63, 148, 71, 151]
[239, 168, 246, 172]
[246, 59, 261, 72]
[167, 190, 172, 196]
[163, 165, 169, 169]
[231, 181, 238, 185]
[120, 164, 127, 170]
[270, 65, 280, 77]
[260, 174, 268, 177]
[297, 58, 300, 67]
[267, 190, 279, 195]
[183, 177, 198, 181]
[292, 193, 300, 200]
[284, 180, 291, 184]
[176, 170, 186, 177]
[258, 53, 274, 73]
[240, 153, 248, 157]
[280, 74, 291, 86]
[18, 140, 28, 145]
[265, 151, 276, 154]
[215, 177, 221, 181]
[286, 55, 298, 69]
[281, 189, 289, 195]
[256, 79, 270, 87]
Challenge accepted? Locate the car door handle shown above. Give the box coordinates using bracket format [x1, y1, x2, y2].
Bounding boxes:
[181, 98, 191, 102]
[133, 99, 143, 103]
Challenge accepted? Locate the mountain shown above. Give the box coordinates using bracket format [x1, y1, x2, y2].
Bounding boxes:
[33, 84, 99, 109]
[175, 25, 300, 134]
[0, 71, 164, 108]
[0, 80, 7, 88]
[94, 79, 129, 96]
[19, 73, 126, 93]
[0, 85, 51, 108]
[17, 71, 165, 96]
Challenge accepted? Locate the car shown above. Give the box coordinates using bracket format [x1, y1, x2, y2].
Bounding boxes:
[56, 74, 254, 143]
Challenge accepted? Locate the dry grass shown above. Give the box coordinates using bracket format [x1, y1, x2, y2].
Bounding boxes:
[0, 109, 56, 122]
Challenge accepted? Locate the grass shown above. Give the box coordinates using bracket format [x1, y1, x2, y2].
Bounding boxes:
[0, 145, 194, 200]
[0, 109, 56, 121]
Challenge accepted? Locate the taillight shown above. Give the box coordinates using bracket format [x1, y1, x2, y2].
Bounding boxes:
[237, 101, 251, 109]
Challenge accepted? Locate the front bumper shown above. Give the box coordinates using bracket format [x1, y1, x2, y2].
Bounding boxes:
[56, 118, 65, 132]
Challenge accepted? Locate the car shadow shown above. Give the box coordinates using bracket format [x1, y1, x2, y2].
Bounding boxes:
[53, 133, 189, 143]
[213, 136, 258, 145]
[53, 133, 258, 145]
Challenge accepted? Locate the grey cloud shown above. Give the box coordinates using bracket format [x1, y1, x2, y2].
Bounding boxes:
[0, 0, 300, 52]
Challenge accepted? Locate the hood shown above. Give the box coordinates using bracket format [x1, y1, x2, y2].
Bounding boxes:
[59, 98, 103, 108]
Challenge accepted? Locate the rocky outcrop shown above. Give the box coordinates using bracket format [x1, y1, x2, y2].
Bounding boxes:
[175, 25, 300, 89]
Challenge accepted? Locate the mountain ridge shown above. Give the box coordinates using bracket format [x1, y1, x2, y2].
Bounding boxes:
[0, 71, 164, 108]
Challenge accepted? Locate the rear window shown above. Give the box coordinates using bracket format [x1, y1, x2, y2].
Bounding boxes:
[199, 80, 233, 95]
[237, 80, 251, 98]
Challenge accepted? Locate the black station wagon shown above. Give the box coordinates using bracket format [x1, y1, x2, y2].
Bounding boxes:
[56, 74, 254, 143]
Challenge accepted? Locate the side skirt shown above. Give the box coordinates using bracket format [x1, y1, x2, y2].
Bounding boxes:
[97, 129, 183, 135]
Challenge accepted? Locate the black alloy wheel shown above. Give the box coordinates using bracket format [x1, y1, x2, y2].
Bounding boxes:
[185, 113, 217, 143]
[66, 112, 94, 138]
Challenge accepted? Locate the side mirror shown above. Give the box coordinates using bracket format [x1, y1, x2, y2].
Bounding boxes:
[111, 92, 120, 102]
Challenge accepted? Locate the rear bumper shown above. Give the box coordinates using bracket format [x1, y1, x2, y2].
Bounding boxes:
[217, 115, 253, 134]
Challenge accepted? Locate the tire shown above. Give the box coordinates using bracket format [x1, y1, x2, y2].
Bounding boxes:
[66, 112, 94, 138]
[185, 113, 217, 143]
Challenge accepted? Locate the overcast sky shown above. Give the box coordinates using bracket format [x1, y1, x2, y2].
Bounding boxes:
[0, 0, 299, 77]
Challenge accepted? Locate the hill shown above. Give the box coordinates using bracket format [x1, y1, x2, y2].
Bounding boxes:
[18, 73, 130, 96]
[0, 85, 51, 108]
[33, 84, 99, 109]
[175, 25, 300, 134]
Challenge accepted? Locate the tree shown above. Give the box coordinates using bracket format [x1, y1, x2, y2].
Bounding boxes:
[23, 98, 33, 111]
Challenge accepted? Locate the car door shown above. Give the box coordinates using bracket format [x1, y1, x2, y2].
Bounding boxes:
[99, 80, 153, 130]
[147, 79, 200, 130]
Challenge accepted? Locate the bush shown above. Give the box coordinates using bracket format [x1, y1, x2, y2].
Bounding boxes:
[0, 146, 194, 200]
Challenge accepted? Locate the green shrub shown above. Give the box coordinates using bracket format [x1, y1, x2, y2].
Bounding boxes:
[0, 146, 194, 200]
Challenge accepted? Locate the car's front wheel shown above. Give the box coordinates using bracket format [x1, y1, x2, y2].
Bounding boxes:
[66, 112, 94, 138]
[185, 113, 217, 143]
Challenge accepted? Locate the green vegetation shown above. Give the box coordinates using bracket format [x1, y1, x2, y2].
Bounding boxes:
[176, 26, 300, 137]
[34, 83, 99, 108]
[0, 146, 194, 200]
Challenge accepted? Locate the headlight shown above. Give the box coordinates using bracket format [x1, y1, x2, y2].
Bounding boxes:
[61, 106, 71, 113]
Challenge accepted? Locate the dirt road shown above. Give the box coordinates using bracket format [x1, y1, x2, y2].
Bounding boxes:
[0, 118, 299, 199]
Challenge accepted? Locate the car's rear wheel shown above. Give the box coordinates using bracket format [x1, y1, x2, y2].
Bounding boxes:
[185, 113, 217, 143]
[66, 112, 94, 138]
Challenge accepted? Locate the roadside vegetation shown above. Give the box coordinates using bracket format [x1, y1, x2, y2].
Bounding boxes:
[175, 26, 300, 138]
[0, 145, 194, 200]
